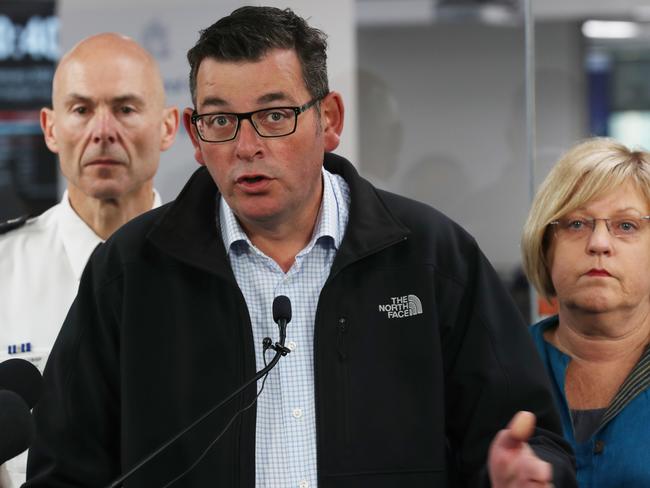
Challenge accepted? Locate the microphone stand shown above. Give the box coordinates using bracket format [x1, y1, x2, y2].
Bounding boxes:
[106, 320, 291, 488]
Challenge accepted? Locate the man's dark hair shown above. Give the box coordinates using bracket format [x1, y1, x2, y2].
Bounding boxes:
[187, 6, 329, 106]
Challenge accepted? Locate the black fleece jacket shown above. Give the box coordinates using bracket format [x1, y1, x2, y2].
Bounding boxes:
[26, 153, 576, 487]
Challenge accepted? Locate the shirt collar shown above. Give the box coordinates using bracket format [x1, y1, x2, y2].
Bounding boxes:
[220, 167, 343, 253]
[58, 189, 162, 281]
[311, 167, 343, 249]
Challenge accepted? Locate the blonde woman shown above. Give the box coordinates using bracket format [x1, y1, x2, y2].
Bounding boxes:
[522, 137, 650, 486]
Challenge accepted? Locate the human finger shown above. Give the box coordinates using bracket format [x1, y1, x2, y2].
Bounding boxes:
[508, 410, 536, 443]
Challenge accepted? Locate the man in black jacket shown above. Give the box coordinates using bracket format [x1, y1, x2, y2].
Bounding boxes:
[26, 6, 576, 488]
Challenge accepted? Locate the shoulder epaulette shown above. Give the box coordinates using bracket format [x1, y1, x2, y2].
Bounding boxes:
[0, 214, 31, 235]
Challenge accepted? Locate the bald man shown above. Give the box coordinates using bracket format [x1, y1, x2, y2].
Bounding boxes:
[0, 33, 178, 487]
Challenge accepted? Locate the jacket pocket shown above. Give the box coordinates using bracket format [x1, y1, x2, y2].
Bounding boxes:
[336, 316, 351, 444]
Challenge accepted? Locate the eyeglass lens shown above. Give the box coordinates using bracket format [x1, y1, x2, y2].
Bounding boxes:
[195, 107, 298, 142]
[553, 216, 650, 239]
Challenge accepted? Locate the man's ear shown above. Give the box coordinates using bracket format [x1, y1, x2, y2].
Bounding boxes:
[159, 106, 180, 152]
[320, 91, 344, 152]
[40, 107, 59, 154]
[182, 107, 206, 166]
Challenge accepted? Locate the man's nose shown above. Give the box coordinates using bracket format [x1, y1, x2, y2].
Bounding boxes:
[234, 119, 263, 161]
[90, 109, 118, 144]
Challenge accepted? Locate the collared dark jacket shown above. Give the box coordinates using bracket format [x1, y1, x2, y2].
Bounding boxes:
[26, 153, 575, 487]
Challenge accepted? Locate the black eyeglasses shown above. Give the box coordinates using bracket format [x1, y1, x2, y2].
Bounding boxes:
[191, 96, 323, 143]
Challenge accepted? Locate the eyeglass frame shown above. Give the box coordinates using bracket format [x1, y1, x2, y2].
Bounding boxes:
[548, 215, 650, 240]
[190, 95, 324, 143]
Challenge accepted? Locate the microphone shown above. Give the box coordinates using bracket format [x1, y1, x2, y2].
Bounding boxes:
[272, 295, 292, 325]
[0, 390, 35, 464]
[106, 296, 293, 488]
[265, 295, 292, 356]
[0, 358, 43, 409]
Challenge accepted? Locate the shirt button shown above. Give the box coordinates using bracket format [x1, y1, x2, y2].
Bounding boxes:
[594, 440, 605, 454]
[298, 480, 309, 488]
[292, 407, 303, 419]
[287, 341, 297, 351]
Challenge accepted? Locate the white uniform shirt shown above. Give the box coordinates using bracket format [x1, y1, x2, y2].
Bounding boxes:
[0, 189, 161, 487]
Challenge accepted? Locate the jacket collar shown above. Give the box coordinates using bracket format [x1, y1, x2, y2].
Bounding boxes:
[147, 153, 410, 279]
[322, 153, 410, 278]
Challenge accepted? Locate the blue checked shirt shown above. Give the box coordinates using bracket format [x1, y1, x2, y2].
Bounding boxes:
[219, 167, 351, 488]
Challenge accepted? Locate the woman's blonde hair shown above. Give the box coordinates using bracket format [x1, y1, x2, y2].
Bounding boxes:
[522, 137, 650, 299]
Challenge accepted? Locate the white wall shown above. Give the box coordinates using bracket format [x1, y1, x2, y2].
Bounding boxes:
[57, 0, 357, 202]
[357, 20, 586, 272]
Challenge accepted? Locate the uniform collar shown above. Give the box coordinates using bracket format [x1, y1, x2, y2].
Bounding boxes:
[58, 189, 161, 281]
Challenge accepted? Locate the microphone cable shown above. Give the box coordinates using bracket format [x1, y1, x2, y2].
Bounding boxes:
[160, 354, 272, 488]
[160, 325, 286, 487]
[106, 295, 292, 488]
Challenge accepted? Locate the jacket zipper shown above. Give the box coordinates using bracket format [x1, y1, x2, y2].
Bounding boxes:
[337, 317, 351, 444]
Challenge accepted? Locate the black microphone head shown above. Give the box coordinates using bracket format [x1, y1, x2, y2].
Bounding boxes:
[272, 295, 292, 324]
[0, 390, 35, 464]
[0, 358, 43, 409]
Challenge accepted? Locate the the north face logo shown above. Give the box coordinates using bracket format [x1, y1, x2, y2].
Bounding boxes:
[378, 294, 423, 319]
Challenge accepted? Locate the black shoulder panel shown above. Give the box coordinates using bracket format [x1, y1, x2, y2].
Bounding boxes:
[0, 215, 31, 235]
